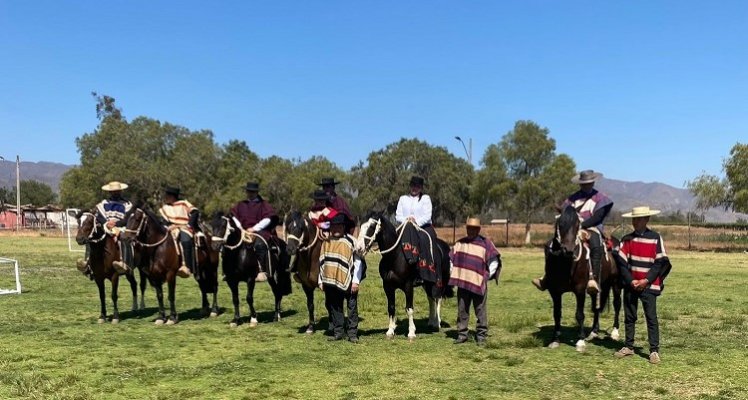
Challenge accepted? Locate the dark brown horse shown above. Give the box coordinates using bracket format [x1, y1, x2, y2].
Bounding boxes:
[210, 213, 292, 327]
[283, 211, 326, 334]
[193, 230, 221, 318]
[122, 206, 182, 325]
[75, 210, 145, 323]
[358, 211, 453, 341]
[543, 205, 622, 351]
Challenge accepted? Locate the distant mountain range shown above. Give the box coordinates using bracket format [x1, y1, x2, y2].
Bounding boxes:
[596, 177, 747, 223]
[1, 162, 744, 222]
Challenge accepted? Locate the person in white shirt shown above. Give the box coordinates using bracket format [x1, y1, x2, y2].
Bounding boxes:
[318, 214, 365, 343]
[395, 176, 438, 268]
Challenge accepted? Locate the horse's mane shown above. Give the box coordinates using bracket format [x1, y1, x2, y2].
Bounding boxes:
[557, 205, 579, 235]
[142, 206, 167, 234]
[285, 210, 304, 225]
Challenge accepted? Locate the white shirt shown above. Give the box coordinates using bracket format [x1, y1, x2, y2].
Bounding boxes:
[395, 194, 433, 226]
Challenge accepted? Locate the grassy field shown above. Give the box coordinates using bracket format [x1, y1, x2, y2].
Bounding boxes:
[0, 237, 746, 400]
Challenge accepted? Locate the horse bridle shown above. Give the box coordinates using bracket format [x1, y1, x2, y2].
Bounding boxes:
[552, 222, 584, 262]
[286, 217, 321, 253]
[123, 208, 169, 248]
[211, 216, 243, 250]
[80, 212, 107, 243]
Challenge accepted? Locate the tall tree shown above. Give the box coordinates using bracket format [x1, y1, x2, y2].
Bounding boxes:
[482, 120, 577, 243]
[688, 143, 748, 213]
[350, 138, 474, 224]
[0, 180, 57, 206]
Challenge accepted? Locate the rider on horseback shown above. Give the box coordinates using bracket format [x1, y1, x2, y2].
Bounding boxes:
[158, 187, 199, 279]
[317, 177, 355, 234]
[532, 170, 614, 295]
[395, 176, 438, 280]
[308, 189, 338, 230]
[231, 182, 278, 281]
[77, 181, 134, 277]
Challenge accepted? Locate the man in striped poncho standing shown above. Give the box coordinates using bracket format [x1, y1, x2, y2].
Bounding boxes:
[613, 206, 672, 364]
[449, 217, 502, 346]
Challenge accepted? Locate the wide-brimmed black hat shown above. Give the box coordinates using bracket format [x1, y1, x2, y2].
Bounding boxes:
[409, 176, 425, 186]
[330, 213, 348, 225]
[244, 182, 260, 192]
[317, 177, 341, 186]
[311, 189, 330, 201]
[164, 187, 181, 197]
[571, 170, 602, 184]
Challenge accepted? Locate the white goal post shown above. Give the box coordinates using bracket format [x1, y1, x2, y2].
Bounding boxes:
[0, 257, 22, 295]
[65, 208, 85, 253]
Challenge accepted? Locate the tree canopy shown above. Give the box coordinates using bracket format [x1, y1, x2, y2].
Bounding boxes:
[688, 143, 748, 213]
[0, 180, 57, 207]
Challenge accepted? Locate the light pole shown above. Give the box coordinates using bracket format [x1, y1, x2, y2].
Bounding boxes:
[1, 155, 21, 231]
[454, 136, 472, 165]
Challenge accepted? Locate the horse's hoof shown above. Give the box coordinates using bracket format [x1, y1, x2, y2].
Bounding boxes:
[249, 318, 258, 327]
[154, 319, 165, 326]
[385, 332, 395, 340]
[575, 339, 586, 352]
[166, 319, 177, 326]
[610, 328, 620, 341]
[586, 332, 599, 341]
[111, 319, 120, 325]
[548, 341, 560, 349]
[305, 328, 314, 335]
[408, 336, 416, 343]
[210, 311, 219, 318]
[229, 322, 238, 328]
[97, 318, 106, 324]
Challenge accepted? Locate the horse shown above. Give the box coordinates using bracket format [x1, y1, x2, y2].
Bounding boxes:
[193, 227, 221, 318]
[210, 212, 292, 327]
[358, 211, 453, 341]
[121, 206, 183, 325]
[283, 211, 326, 334]
[543, 204, 622, 351]
[75, 210, 146, 323]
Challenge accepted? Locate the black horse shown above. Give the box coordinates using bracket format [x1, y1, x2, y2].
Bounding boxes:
[76, 210, 146, 323]
[358, 211, 453, 341]
[284, 211, 326, 334]
[543, 205, 622, 351]
[210, 212, 292, 327]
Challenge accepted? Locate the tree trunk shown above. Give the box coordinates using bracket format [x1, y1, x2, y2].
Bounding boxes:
[524, 222, 532, 245]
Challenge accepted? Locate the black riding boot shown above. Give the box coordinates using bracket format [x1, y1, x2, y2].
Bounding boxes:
[254, 241, 268, 273]
[182, 239, 195, 273]
[588, 245, 604, 294]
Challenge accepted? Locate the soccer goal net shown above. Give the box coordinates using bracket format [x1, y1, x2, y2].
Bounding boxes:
[0, 257, 21, 295]
[65, 208, 85, 253]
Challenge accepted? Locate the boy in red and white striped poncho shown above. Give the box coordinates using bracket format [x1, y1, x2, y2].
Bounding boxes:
[613, 206, 672, 364]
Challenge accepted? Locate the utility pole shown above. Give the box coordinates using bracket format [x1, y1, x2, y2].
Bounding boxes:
[16, 155, 20, 231]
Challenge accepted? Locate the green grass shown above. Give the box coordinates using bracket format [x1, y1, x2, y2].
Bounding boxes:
[1, 237, 747, 399]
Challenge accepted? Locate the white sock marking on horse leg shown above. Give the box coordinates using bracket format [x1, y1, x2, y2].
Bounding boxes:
[407, 308, 416, 339]
[436, 298, 442, 330]
[386, 315, 396, 337]
[575, 339, 586, 352]
[610, 327, 620, 340]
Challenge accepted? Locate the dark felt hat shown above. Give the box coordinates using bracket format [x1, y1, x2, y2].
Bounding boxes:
[311, 189, 330, 201]
[164, 187, 181, 197]
[409, 176, 425, 186]
[571, 170, 602, 184]
[244, 182, 260, 192]
[317, 177, 341, 186]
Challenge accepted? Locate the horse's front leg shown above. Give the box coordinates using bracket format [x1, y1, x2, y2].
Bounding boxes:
[124, 271, 138, 312]
[95, 278, 107, 324]
[153, 281, 166, 325]
[138, 268, 147, 310]
[200, 284, 210, 318]
[405, 282, 416, 341]
[210, 287, 219, 318]
[549, 291, 562, 348]
[247, 279, 258, 327]
[575, 291, 587, 352]
[111, 274, 121, 324]
[384, 283, 397, 339]
[227, 279, 241, 327]
[611, 284, 622, 340]
[166, 278, 178, 325]
[303, 285, 316, 334]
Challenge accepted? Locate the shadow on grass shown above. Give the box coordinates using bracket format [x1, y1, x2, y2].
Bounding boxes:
[532, 325, 627, 351]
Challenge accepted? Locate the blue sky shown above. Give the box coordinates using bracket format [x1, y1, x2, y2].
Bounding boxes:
[1, 1, 746, 188]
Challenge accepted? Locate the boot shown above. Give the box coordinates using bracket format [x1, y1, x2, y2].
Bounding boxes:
[532, 276, 546, 291]
[76, 258, 93, 279]
[178, 241, 194, 278]
[112, 260, 131, 274]
[586, 246, 603, 296]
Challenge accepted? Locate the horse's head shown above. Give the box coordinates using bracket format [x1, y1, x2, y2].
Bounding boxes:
[356, 211, 385, 255]
[284, 210, 308, 256]
[75, 210, 102, 245]
[121, 207, 147, 243]
[209, 211, 236, 251]
[555, 205, 581, 255]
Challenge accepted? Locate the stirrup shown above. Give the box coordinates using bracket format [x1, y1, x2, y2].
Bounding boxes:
[112, 261, 131, 274]
[177, 265, 192, 278]
[531, 278, 546, 291]
[586, 279, 600, 295]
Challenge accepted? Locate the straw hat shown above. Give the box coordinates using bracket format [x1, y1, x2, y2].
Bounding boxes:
[571, 170, 602, 184]
[466, 217, 481, 227]
[622, 206, 661, 218]
[101, 181, 128, 191]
